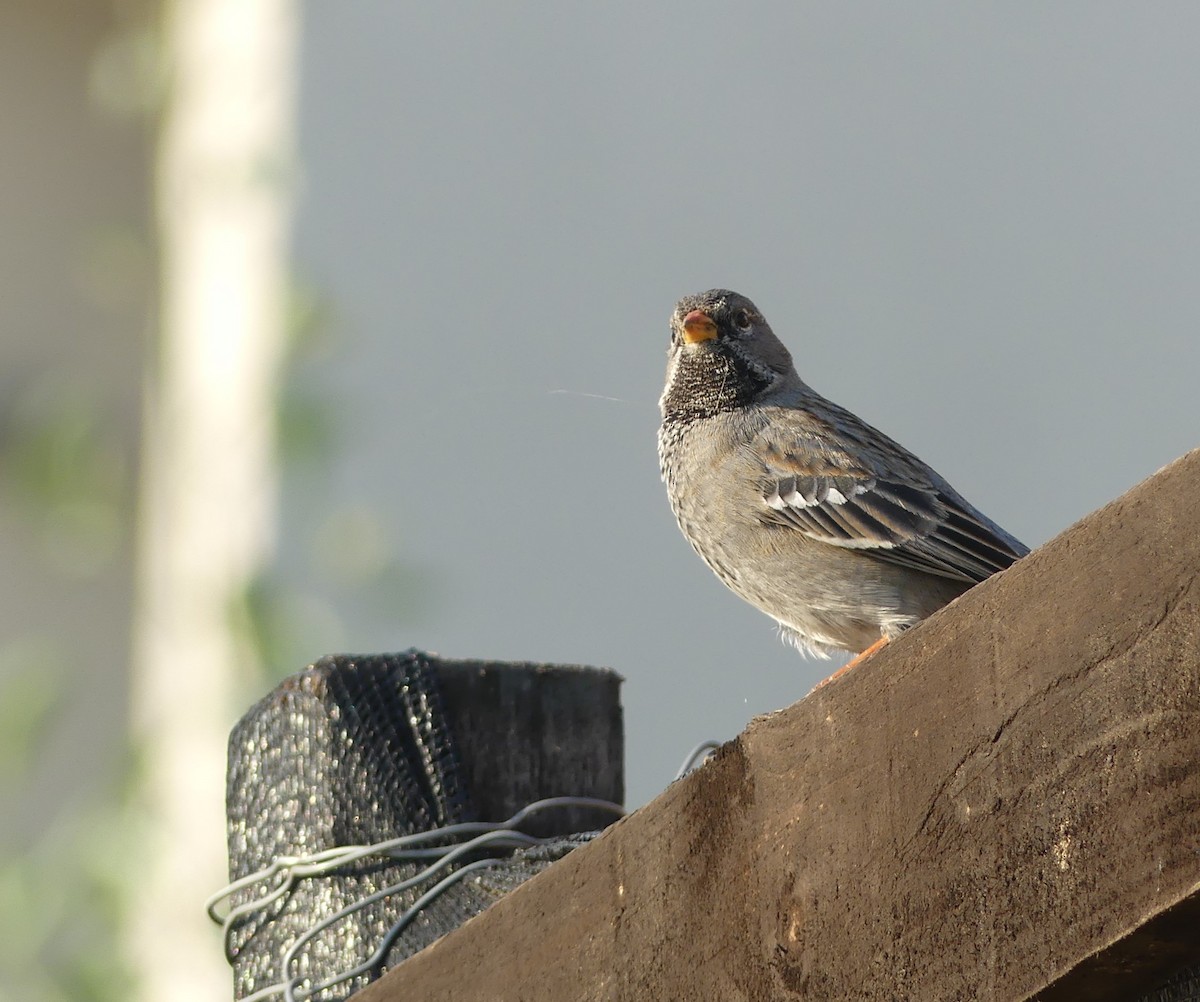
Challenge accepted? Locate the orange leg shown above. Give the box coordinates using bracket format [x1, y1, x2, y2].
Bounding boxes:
[813, 635, 890, 690]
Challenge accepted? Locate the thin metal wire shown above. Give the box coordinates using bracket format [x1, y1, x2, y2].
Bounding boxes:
[215, 795, 624, 1002]
[288, 857, 510, 1002]
[278, 830, 541, 1001]
[674, 739, 722, 779]
[209, 795, 623, 950]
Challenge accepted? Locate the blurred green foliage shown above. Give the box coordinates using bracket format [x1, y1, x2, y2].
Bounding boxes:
[0, 374, 139, 1002]
[2, 379, 130, 579]
[0, 794, 140, 1002]
[236, 281, 440, 683]
[277, 282, 339, 469]
[0, 646, 137, 1002]
[1, 2, 437, 997]
[0, 643, 62, 786]
[0, 3, 157, 999]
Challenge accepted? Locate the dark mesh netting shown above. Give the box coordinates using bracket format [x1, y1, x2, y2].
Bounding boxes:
[1136, 967, 1200, 1002]
[220, 650, 623, 1001]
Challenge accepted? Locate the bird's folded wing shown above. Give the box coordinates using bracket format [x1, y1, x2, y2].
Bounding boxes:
[753, 429, 1027, 584]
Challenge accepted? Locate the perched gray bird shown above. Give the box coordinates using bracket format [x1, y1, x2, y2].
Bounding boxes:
[658, 289, 1028, 667]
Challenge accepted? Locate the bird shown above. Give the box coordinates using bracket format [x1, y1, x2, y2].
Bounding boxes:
[657, 289, 1028, 675]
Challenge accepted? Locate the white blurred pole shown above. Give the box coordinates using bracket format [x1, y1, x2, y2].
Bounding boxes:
[129, 1, 297, 998]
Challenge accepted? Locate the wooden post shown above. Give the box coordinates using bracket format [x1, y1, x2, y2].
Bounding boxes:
[223, 652, 622, 1000]
[351, 448, 1200, 1002]
[436, 661, 625, 835]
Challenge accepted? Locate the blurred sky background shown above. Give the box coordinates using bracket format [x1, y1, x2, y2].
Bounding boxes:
[286, 0, 1200, 799]
[3, 2, 1199, 999]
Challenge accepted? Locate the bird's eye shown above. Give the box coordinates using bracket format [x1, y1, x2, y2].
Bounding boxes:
[732, 309, 752, 332]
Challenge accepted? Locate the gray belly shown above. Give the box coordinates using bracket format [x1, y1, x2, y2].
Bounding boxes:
[661, 426, 964, 656]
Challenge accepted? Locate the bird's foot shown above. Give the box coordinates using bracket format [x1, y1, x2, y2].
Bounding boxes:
[812, 636, 890, 690]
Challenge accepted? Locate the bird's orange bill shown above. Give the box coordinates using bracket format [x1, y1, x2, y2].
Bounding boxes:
[681, 310, 718, 343]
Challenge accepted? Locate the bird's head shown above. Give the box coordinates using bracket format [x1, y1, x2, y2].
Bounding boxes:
[661, 289, 797, 422]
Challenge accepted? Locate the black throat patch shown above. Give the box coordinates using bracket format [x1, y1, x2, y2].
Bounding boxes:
[661, 343, 773, 425]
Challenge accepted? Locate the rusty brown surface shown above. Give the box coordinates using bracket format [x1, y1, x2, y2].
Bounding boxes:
[355, 448, 1200, 1002]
